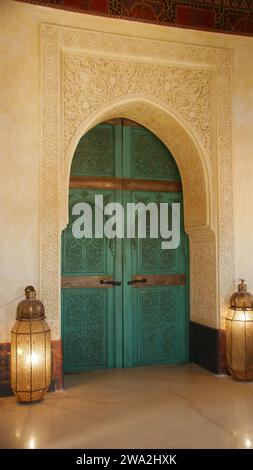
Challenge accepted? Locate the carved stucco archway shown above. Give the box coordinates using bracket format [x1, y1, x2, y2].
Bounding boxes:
[62, 95, 210, 231]
[41, 24, 234, 344]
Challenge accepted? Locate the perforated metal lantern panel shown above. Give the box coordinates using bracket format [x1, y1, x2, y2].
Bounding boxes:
[226, 281, 253, 381]
[11, 286, 51, 402]
[226, 310, 253, 380]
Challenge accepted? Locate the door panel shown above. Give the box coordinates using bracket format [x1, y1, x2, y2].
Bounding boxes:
[62, 120, 189, 373]
[62, 189, 115, 276]
[137, 286, 185, 365]
[70, 122, 122, 177]
[132, 191, 185, 275]
[122, 125, 181, 181]
[61, 288, 113, 371]
[62, 188, 123, 372]
[123, 190, 188, 367]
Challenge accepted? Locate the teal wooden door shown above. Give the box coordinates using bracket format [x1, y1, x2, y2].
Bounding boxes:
[61, 122, 124, 372]
[61, 119, 189, 372]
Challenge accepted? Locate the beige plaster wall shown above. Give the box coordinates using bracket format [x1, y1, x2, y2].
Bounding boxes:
[0, 0, 252, 341]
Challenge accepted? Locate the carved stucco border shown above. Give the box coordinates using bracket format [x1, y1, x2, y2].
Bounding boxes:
[41, 24, 233, 338]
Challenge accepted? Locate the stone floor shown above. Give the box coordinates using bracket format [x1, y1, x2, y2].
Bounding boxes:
[1, 364, 253, 449]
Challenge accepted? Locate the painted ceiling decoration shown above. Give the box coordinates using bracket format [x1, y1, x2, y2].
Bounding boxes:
[17, 0, 253, 36]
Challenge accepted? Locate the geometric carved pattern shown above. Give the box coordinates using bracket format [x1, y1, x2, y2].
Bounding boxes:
[62, 289, 106, 371]
[41, 24, 233, 335]
[63, 291, 84, 368]
[190, 232, 217, 326]
[139, 237, 177, 273]
[71, 125, 115, 176]
[216, 65, 235, 325]
[62, 231, 83, 273]
[62, 189, 110, 275]
[132, 128, 181, 180]
[139, 288, 177, 362]
[133, 192, 181, 274]
[138, 213, 179, 274]
[62, 222, 106, 275]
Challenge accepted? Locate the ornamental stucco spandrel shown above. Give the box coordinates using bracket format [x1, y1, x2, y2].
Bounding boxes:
[63, 55, 211, 158]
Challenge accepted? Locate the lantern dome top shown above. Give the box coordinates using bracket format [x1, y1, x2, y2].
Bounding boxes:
[16, 286, 45, 321]
[230, 280, 253, 311]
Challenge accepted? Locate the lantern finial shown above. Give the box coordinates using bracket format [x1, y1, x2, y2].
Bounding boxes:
[238, 279, 246, 291]
[25, 285, 36, 299]
[230, 280, 253, 311]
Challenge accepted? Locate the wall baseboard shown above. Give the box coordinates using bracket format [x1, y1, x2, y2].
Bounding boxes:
[0, 325, 227, 396]
[190, 321, 227, 374]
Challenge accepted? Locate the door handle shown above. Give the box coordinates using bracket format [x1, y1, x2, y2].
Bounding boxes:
[100, 279, 122, 286]
[127, 278, 147, 285]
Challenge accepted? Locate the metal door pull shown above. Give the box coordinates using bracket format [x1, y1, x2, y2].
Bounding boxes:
[127, 279, 147, 285]
[100, 280, 121, 286]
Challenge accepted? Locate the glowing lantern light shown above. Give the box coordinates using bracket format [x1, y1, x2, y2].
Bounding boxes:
[226, 280, 253, 381]
[11, 286, 51, 401]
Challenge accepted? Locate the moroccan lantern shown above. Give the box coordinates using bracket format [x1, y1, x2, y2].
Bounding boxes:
[11, 286, 51, 401]
[226, 280, 253, 380]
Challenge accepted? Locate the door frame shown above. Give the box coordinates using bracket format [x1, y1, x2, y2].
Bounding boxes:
[40, 24, 234, 376]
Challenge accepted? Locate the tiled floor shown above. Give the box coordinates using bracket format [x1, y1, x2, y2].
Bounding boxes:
[1, 364, 253, 449]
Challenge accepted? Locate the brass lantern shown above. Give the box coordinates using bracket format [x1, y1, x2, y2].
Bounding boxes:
[226, 280, 253, 380]
[11, 286, 51, 402]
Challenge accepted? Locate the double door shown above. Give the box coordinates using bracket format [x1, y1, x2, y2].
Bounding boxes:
[61, 120, 189, 372]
